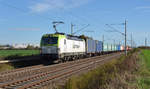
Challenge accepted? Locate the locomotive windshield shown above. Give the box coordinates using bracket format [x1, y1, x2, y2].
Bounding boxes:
[41, 37, 58, 45]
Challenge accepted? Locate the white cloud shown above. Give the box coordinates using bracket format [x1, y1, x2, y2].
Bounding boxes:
[29, 0, 91, 13]
[31, 3, 51, 12]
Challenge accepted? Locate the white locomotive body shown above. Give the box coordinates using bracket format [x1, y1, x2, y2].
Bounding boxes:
[40, 33, 86, 61]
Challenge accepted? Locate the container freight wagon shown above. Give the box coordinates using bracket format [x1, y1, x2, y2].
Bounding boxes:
[103, 43, 108, 52]
[96, 40, 103, 54]
[107, 44, 112, 52]
[121, 46, 124, 51]
[85, 39, 96, 56]
[103, 43, 113, 53]
[117, 45, 121, 51]
[114, 45, 117, 51]
[111, 44, 115, 51]
[126, 46, 129, 51]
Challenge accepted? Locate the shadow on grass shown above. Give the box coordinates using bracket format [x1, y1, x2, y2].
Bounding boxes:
[10, 59, 54, 68]
[0, 56, 57, 71]
[2, 54, 39, 60]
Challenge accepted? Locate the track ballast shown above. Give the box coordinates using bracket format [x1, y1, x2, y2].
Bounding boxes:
[0, 52, 123, 89]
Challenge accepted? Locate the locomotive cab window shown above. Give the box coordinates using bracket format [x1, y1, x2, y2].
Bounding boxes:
[41, 37, 58, 45]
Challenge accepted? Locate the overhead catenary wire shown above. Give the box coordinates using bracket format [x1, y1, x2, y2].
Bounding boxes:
[59, 8, 91, 34]
[0, 1, 92, 35]
[105, 20, 128, 56]
[29, 0, 90, 27]
[1, 0, 92, 29]
[73, 24, 90, 35]
[105, 24, 125, 35]
[1, 0, 94, 37]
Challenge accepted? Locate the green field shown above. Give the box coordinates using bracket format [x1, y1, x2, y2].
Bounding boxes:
[138, 49, 150, 89]
[0, 50, 40, 58]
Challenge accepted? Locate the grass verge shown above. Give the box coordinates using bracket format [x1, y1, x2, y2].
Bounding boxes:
[0, 50, 40, 60]
[137, 49, 150, 89]
[0, 63, 14, 72]
[60, 49, 140, 89]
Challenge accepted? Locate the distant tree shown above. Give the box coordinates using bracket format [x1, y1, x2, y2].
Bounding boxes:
[79, 35, 92, 39]
[26, 45, 35, 50]
[35, 46, 40, 50]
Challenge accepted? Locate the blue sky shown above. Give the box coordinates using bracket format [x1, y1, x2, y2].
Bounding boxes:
[0, 0, 150, 46]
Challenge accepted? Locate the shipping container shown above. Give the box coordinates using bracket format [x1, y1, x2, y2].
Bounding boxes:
[96, 41, 103, 53]
[114, 45, 117, 51]
[85, 39, 96, 53]
[117, 45, 121, 51]
[121, 45, 124, 51]
[126, 46, 129, 51]
[111, 44, 115, 51]
[107, 44, 112, 51]
[103, 43, 108, 52]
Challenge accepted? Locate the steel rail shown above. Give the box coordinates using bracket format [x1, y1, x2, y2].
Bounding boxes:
[0, 53, 122, 89]
[0, 53, 113, 83]
[17, 53, 122, 89]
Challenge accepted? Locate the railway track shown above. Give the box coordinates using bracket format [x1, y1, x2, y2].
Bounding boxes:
[0, 65, 43, 75]
[0, 53, 113, 83]
[0, 52, 123, 89]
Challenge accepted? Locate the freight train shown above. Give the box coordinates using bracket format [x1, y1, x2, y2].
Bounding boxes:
[40, 33, 129, 62]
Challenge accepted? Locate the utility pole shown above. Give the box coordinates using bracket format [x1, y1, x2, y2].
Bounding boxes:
[71, 23, 75, 35]
[145, 37, 147, 47]
[125, 20, 127, 56]
[114, 40, 116, 45]
[102, 35, 104, 43]
[131, 33, 133, 48]
[105, 20, 128, 56]
[114, 39, 116, 51]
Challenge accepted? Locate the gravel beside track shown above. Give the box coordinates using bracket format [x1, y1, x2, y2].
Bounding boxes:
[0, 53, 114, 82]
[0, 52, 123, 89]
